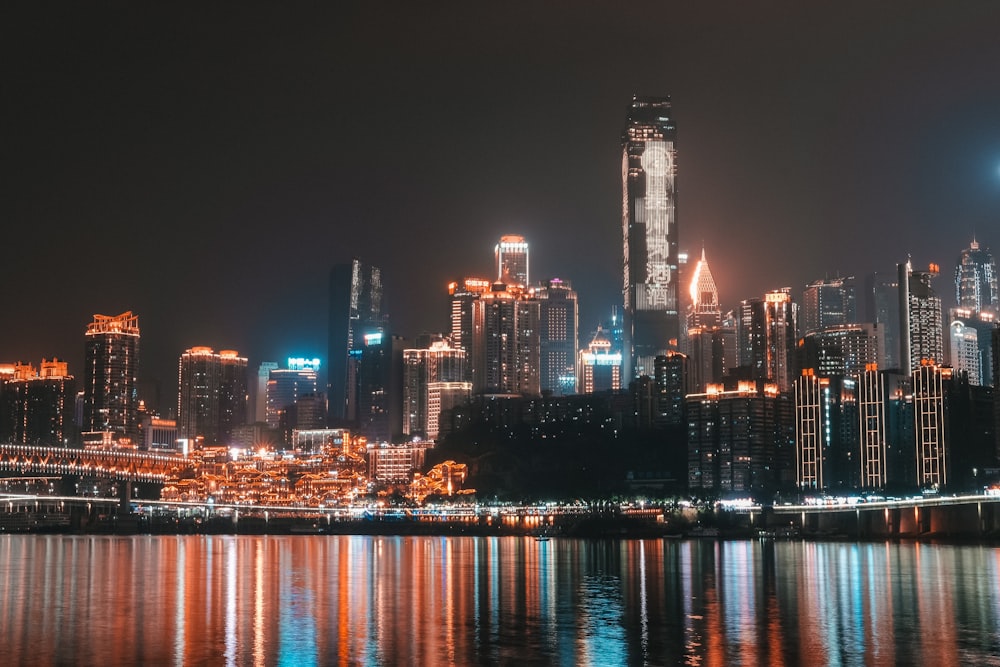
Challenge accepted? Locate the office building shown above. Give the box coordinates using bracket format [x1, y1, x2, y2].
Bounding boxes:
[898, 259, 944, 372]
[949, 320, 981, 385]
[266, 358, 320, 432]
[495, 235, 529, 287]
[801, 276, 857, 334]
[82, 311, 140, 445]
[865, 271, 902, 371]
[448, 277, 492, 385]
[177, 347, 248, 446]
[955, 239, 998, 314]
[536, 278, 579, 395]
[736, 289, 798, 392]
[795, 324, 880, 380]
[0, 359, 76, 446]
[578, 328, 622, 394]
[329, 259, 384, 424]
[686, 381, 793, 495]
[685, 249, 727, 392]
[471, 283, 540, 396]
[355, 332, 407, 443]
[403, 340, 470, 440]
[253, 362, 278, 424]
[622, 94, 680, 379]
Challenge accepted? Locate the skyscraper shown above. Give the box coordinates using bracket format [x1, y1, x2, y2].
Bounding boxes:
[898, 259, 944, 372]
[865, 271, 902, 371]
[328, 259, 384, 424]
[736, 289, 798, 392]
[495, 235, 529, 287]
[622, 95, 679, 380]
[578, 328, 622, 394]
[177, 347, 247, 446]
[685, 248, 726, 393]
[955, 239, 998, 313]
[82, 311, 140, 445]
[801, 276, 856, 334]
[949, 320, 981, 385]
[536, 278, 579, 395]
[0, 359, 75, 447]
[266, 359, 319, 433]
[471, 283, 540, 396]
[403, 339, 469, 440]
[448, 277, 492, 385]
[355, 332, 406, 443]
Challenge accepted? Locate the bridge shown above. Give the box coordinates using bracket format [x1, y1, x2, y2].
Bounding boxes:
[732, 494, 1000, 538]
[0, 444, 184, 483]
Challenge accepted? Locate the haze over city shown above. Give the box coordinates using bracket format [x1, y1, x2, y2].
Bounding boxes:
[4, 2, 1000, 405]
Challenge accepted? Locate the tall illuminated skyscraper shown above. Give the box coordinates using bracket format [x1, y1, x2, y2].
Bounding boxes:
[471, 283, 540, 396]
[898, 259, 943, 372]
[0, 359, 75, 446]
[495, 235, 529, 287]
[622, 95, 679, 379]
[403, 340, 469, 440]
[801, 276, 856, 334]
[685, 248, 725, 393]
[329, 259, 384, 424]
[177, 347, 247, 445]
[448, 277, 492, 384]
[83, 311, 140, 445]
[955, 239, 998, 313]
[736, 289, 798, 392]
[536, 278, 578, 395]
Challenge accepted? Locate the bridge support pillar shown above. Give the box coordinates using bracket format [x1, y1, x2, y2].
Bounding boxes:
[118, 480, 132, 514]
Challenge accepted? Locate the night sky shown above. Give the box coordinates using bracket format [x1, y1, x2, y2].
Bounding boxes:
[4, 2, 1000, 412]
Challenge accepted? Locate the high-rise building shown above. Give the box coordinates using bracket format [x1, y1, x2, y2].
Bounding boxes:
[865, 271, 902, 371]
[536, 278, 579, 395]
[355, 332, 406, 443]
[793, 372, 859, 491]
[685, 249, 726, 393]
[266, 359, 320, 433]
[253, 362, 278, 424]
[955, 239, 998, 314]
[912, 363, 949, 489]
[948, 309, 996, 387]
[801, 276, 857, 334]
[622, 95, 679, 380]
[686, 381, 792, 495]
[177, 347, 247, 446]
[448, 277, 492, 385]
[471, 283, 540, 396]
[578, 328, 622, 394]
[403, 339, 469, 440]
[949, 320, 981, 385]
[898, 259, 944, 372]
[495, 235, 529, 287]
[736, 289, 798, 392]
[83, 311, 140, 445]
[0, 359, 76, 446]
[795, 324, 880, 380]
[949, 239, 998, 386]
[328, 259, 384, 424]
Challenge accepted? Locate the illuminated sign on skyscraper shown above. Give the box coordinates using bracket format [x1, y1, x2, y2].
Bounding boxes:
[622, 95, 679, 379]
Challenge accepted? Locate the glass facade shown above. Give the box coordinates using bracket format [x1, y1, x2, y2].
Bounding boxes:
[622, 95, 679, 379]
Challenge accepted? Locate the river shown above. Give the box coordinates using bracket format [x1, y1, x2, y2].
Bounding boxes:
[0, 535, 998, 665]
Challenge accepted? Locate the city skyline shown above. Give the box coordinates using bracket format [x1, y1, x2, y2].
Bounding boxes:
[4, 3, 1000, 399]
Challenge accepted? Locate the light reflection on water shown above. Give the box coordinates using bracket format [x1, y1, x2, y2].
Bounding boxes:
[0, 535, 998, 665]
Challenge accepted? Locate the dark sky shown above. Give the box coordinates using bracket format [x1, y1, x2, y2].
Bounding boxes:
[3, 2, 1000, 411]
